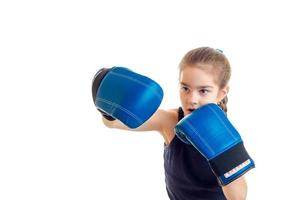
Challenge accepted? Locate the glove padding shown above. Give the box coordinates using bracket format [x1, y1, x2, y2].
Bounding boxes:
[175, 107, 191, 144]
[92, 66, 163, 128]
[175, 103, 255, 185]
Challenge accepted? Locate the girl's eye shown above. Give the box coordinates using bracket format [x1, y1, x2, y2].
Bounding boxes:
[199, 89, 209, 95]
[181, 86, 189, 92]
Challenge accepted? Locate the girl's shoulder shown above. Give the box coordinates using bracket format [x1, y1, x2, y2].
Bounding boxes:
[159, 108, 178, 124]
[166, 108, 178, 115]
[159, 108, 178, 144]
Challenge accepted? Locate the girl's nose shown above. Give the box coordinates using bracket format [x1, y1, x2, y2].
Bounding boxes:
[187, 91, 199, 106]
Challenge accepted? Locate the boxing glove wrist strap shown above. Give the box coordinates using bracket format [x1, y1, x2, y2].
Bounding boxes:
[98, 109, 116, 121]
[92, 67, 116, 121]
[92, 68, 111, 104]
[208, 142, 251, 177]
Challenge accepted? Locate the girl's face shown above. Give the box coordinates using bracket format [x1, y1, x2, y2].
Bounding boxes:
[179, 66, 228, 115]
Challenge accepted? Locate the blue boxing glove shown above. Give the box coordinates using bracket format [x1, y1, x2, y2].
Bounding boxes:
[92, 67, 163, 128]
[175, 107, 191, 144]
[175, 103, 255, 186]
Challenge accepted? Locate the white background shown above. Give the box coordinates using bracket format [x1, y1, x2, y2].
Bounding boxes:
[1, 0, 300, 199]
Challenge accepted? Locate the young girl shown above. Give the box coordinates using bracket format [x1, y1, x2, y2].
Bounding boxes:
[99, 47, 248, 200]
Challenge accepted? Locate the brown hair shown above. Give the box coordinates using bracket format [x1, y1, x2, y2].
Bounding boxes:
[179, 47, 231, 113]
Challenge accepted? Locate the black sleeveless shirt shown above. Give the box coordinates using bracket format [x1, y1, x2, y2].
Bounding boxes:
[163, 107, 226, 200]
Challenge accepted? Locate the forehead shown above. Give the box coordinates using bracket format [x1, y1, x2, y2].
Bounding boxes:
[179, 67, 218, 87]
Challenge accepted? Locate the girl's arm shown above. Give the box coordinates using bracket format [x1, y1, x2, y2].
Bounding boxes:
[101, 108, 177, 142]
[222, 176, 247, 200]
[102, 109, 164, 131]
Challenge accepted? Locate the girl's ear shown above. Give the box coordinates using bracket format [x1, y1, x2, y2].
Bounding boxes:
[217, 86, 229, 102]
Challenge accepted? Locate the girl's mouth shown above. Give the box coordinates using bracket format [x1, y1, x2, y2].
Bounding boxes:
[188, 108, 196, 113]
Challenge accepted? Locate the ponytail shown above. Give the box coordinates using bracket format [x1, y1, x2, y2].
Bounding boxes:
[218, 96, 228, 113]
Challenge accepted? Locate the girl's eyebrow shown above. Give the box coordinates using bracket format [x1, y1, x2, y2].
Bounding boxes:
[180, 82, 213, 89]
